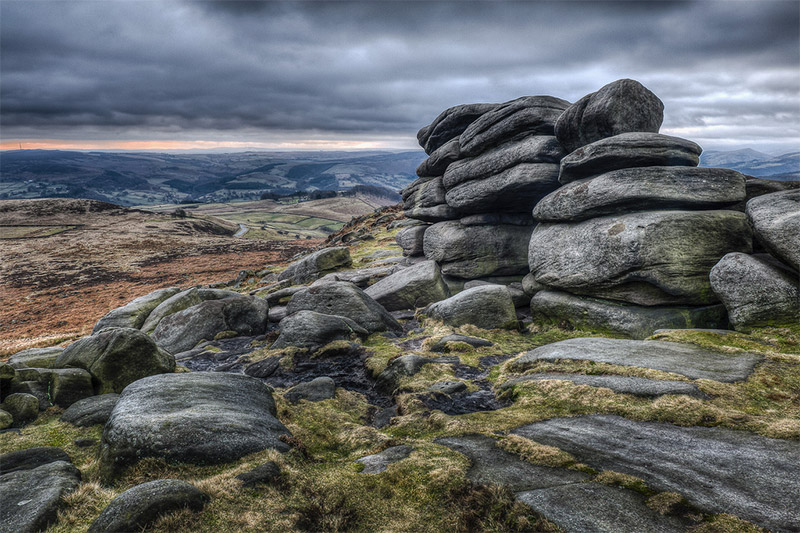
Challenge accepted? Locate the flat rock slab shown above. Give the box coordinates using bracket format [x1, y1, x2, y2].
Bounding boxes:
[0, 447, 70, 475]
[511, 337, 762, 382]
[356, 445, 413, 474]
[514, 415, 800, 532]
[436, 435, 588, 492]
[517, 482, 687, 533]
[502, 374, 705, 398]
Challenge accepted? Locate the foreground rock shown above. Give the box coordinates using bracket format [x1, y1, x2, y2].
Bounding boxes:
[710, 253, 800, 331]
[284, 377, 336, 403]
[6, 347, 63, 369]
[529, 210, 752, 305]
[0, 393, 39, 426]
[533, 167, 746, 222]
[56, 327, 175, 394]
[99, 373, 290, 479]
[530, 290, 728, 339]
[510, 337, 762, 382]
[0, 447, 71, 475]
[151, 295, 268, 354]
[286, 280, 401, 333]
[425, 285, 518, 330]
[272, 311, 369, 350]
[746, 189, 800, 271]
[93, 287, 181, 333]
[60, 394, 120, 427]
[558, 132, 702, 184]
[0, 461, 81, 533]
[88, 479, 208, 533]
[417, 102, 499, 154]
[141, 287, 241, 333]
[364, 260, 449, 311]
[554, 78, 664, 154]
[277, 246, 352, 284]
[515, 415, 800, 532]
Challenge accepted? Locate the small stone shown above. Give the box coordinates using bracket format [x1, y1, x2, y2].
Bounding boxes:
[236, 461, 281, 487]
[284, 377, 336, 404]
[355, 445, 413, 474]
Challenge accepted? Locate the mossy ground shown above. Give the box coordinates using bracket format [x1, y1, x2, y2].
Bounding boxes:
[2, 212, 796, 532]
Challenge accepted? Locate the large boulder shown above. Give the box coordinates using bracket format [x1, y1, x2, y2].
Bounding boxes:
[710, 253, 800, 331]
[9, 367, 94, 409]
[555, 79, 664, 154]
[416, 138, 461, 177]
[286, 280, 401, 333]
[0, 461, 81, 533]
[459, 96, 571, 156]
[395, 224, 428, 257]
[150, 296, 268, 354]
[746, 189, 800, 271]
[277, 246, 352, 284]
[528, 210, 752, 306]
[444, 163, 560, 213]
[558, 132, 702, 185]
[442, 135, 564, 189]
[141, 287, 241, 333]
[93, 287, 182, 333]
[402, 176, 447, 210]
[88, 479, 208, 533]
[417, 102, 499, 155]
[99, 373, 290, 479]
[424, 285, 518, 330]
[424, 220, 533, 279]
[364, 260, 450, 311]
[530, 290, 728, 340]
[0, 393, 39, 426]
[55, 327, 175, 394]
[272, 310, 369, 350]
[7, 347, 63, 369]
[60, 393, 120, 427]
[404, 203, 460, 223]
[533, 167, 746, 222]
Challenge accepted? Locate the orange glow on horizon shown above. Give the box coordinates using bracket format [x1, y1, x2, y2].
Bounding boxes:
[0, 138, 413, 151]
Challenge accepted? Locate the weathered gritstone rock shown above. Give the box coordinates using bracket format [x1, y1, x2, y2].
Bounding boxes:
[403, 203, 460, 223]
[442, 135, 564, 189]
[424, 285, 518, 330]
[284, 376, 336, 403]
[444, 162, 560, 213]
[533, 167, 747, 222]
[355, 445, 413, 474]
[364, 260, 449, 311]
[395, 224, 428, 257]
[501, 374, 705, 398]
[528, 210, 752, 306]
[1, 393, 42, 425]
[417, 102, 499, 155]
[402, 176, 447, 210]
[415, 138, 461, 177]
[141, 287, 241, 333]
[459, 96, 571, 156]
[88, 479, 208, 533]
[746, 189, 800, 271]
[516, 482, 687, 533]
[60, 393, 120, 427]
[554, 78, 664, 154]
[93, 286, 182, 333]
[272, 310, 369, 350]
[277, 246, 353, 284]
[8, 367, 94, 408]
[99, 372, 290, 479]
[286, 280, 402, 333]
[55, 328, 175, 394]
[317, 264, 401, 289]
[6, 346, 63, 369]
[514, 415, 800, 532]
[424, 220, 533, 279]
[710, 252, 800, 331]
[151, 295, 268, 354]
[0, 447, 71, 475]
[429, 334, 493, 352]
[0, 461, 81, 533]
[510, 337, 762, 382]
[558, 132, 702, 185]
[530, 290, 728, 339]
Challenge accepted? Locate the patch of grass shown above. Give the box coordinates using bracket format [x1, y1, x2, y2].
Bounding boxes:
[594, 470, 653, 495]
[496, 434, 579, 469]
[689, 514, 767, 533]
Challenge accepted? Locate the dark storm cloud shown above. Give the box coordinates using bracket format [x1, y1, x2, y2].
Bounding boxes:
[1, 0, 797, 150]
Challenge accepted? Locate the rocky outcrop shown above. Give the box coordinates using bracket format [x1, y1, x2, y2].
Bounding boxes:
[56, 327, 175, 394]
[746, 189, 800, 271]
[140, 287, 241, 333]
[93, 287, 181, 333]
[364, 260, 449, 311]
[424, 285, 518, 330]
[272, 310, 369, 350]
[277, 246, 352, 284]
[99, 372, 290, 480]
[6, 347, 62, 369]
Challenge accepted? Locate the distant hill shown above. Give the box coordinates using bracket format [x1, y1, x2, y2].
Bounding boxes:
[0, 149, 426, 206]
[700, 149, 800, 180]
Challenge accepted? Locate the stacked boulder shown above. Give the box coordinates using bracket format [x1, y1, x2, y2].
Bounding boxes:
[527, 79, 753, 338]
[400, 96, 571, 292]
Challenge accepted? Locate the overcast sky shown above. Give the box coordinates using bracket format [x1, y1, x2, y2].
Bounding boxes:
[1, 0, 798, 153]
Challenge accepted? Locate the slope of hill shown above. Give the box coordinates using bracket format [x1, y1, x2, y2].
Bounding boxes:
[700, 149, 800, 179]
[0, 149, 425, 205]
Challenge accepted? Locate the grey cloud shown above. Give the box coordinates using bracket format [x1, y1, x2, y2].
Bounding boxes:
[0, 0, 797, 150]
